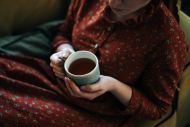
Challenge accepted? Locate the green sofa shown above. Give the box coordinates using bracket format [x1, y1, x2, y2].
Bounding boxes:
[0, 0, 189, 127]
[0, 0, 70, 59]
[0, 0, 69, 36]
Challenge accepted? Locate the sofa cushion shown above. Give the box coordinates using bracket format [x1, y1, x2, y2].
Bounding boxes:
[136, 107, 176, 127]
[179, 11, 190, 63]
[0, 0, 69, 36]
[177, 64, 190, 127]
[0, 20, 63, 60]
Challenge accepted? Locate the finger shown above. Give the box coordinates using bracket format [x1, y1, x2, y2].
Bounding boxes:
[50, 60, 63, 67]
[55, 50, 71, 61]
[50, 54, 63, 66]
[64, 77, 80, 97]
[55, 73, 65, 79]
[61, 51, 70, 59]
[54, 71, 65, 77]
[50, 64, 64, 73]
[67, 78, 104, 100]
[66, 78, 83, 97]
[53, 67, 64, 74]
[64, 77, 76, 96]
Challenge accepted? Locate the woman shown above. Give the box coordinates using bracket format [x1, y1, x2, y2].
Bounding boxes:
[0, 0, 188, 127]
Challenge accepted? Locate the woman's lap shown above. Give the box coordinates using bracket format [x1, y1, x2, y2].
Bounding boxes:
[0, 54, 118, 127]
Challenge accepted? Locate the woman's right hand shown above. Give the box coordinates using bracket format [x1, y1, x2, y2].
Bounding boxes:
[50, 44, 75, 79]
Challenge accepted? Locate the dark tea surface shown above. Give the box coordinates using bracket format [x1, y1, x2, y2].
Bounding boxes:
[69, 58, 96, 75]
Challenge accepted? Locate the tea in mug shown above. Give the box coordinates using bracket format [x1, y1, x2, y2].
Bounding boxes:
[68, 58, 96, 75]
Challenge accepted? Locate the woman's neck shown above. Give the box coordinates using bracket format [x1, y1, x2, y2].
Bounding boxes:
[110, 0, 151, 22]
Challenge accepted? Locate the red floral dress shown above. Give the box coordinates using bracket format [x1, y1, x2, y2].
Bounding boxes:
[0, 0, 188, 127]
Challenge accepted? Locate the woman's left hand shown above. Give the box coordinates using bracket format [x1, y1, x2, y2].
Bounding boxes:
[64, 75, 115, 100]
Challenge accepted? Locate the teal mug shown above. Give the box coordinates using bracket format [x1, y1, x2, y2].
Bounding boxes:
[64, 51, 100, 86]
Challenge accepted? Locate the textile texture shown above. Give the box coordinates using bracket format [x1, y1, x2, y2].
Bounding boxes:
[0, 0, 189, 127]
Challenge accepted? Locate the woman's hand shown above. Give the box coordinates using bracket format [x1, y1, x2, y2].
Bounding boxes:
[64, 75, 116, 100]
[65, 75, 132, 106]
[50, 44, 74, 79]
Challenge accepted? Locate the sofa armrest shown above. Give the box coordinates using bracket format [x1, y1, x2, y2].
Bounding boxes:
[177, 64, 190, 127]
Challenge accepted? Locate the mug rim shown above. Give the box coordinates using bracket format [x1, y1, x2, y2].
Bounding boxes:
[64, 50, 99, 78]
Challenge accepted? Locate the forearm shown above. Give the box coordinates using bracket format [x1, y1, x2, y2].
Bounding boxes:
[110, 79, 132, 106]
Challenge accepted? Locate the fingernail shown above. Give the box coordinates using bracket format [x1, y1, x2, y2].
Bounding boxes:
[64, 77, 68, 81]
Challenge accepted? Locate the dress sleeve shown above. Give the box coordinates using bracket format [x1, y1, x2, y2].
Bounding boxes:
[52, 0, 79, 50]
[123, 35, 189, 119]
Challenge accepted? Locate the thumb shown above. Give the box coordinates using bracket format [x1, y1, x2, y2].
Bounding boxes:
[80, 84, 100, 92]
[60, 48, 74, 59]
[50, 53, 62, 65]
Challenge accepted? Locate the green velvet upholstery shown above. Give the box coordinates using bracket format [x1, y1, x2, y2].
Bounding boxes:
[177, 65, 190, 127]
[0, 0, 69, 36]
[177, 10, 190, 127]
[137, 108, 176, 127]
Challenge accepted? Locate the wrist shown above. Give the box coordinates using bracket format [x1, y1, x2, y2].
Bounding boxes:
[109, 78, 132, 106]
[108, 77, 118, 92]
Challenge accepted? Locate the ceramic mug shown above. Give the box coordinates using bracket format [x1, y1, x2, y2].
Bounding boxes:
[64, 51, 100, 86]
